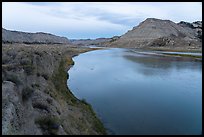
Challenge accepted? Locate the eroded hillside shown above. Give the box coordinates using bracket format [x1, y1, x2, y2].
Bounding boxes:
[2, 44, 106, 135]
[106, 18, 202, 51]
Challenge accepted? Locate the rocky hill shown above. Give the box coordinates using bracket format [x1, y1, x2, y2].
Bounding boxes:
[106, 18, 202, 51]
[2, 28, 70, 44]
[177, 21, 202, 40]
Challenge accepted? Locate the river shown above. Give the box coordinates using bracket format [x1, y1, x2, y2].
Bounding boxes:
[67, 48, 202, 135]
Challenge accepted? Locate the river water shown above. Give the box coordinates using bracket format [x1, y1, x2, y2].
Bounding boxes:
[67, 48, 202, 135]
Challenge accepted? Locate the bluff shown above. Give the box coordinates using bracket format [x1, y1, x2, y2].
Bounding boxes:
[2, 44, 106, 135]
[2, 28, 70, 44]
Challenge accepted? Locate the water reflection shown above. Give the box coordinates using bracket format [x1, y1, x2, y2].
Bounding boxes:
[68, 48, 202, 135]
[123, 54, 202, 77]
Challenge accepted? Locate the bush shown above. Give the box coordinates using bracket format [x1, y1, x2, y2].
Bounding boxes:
[31, 83, 40, 88]
[21, 55, 35, 75]
[7, 50, 17, 59]
[22, 86, 34, 101]
[35, 116, 60, 135]
[37, 72, 41, 77]
[2, 56, 10, 64]
[34, 51, 43, 57]
[33, 103, 49, 112]
[46, 98, 53, 104]
[42, 73, 49, 80]
[20, 58, 31, 66]
[81, 98, 88, 105]
[24, 65, 35, 75]
[6, 74, 21, 85]
[66, 57, 74, 65]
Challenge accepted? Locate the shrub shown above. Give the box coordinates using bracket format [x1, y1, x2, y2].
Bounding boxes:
[81, 98, 88, 105]
[33, 103, 49, 112]
[7, 50, 17, 59]
[34, 51, 43, 57]
[37, 72, 41, 77]
[42, 73, 49, 80]
[22, 86, 34, 101]
[24, 65, 35, 75]
[2, 56, 10, 64]
[31, 83, 40, 88]
[66, 57, 74, 65]
[46, 98, 53, 104]
[35, 116, 60, 135]
[21, 55, 35, 75]
[20, 58, 31, 66]
[6, 74, 21, 85]
[3, 64, 17, 71]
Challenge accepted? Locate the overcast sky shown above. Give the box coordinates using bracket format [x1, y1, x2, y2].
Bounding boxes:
[2, 2, 202, 39]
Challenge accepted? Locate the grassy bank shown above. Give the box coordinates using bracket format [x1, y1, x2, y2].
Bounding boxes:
[50, 50, 106, 134]
[142, 47, 202, 53]
[130, 47, 202, 60]
[161, 53, 202, 59]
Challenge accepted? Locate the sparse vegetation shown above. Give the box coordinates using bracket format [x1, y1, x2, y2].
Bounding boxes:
[145, 47, 202, 53]
[50, 54, 106, 134]
[2, 44, 106, 135]
[66, 57, 75, 65]
[6, 74, 21, 85]
[34, 51, 43, 57]
[41, 73, 49, 80]
[81, 98, 88, 105]
[31, 83, 40, 88]
[19, 54, 36, 75]
[82, 101, 106, 134]
[35, 116, 60, 135]
[46, 98, 53, 104]
[51, 58, 78, 105]
[23, 64, 35, 75]
[32, 103, 49, 112]
[7, 50, 17, 60]
[2, 56, 10, 64]
[37, 72, 41, 77]
[22, 86, 34, 101]
[162, 53, 202, 58]
[20, 58, 31, 66]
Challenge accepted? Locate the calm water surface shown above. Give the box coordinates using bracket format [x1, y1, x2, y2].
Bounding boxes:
[67, 48, 202, 135]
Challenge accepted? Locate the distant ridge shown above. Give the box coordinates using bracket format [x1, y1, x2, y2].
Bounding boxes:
[107, 18, 202, 49]
[2, 28, 70, 44]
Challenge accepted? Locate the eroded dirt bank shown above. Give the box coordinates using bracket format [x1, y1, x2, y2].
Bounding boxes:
[2, 44, 106, 135]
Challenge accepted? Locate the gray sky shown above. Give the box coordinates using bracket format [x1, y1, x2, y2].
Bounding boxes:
[2, 2, 202, 39]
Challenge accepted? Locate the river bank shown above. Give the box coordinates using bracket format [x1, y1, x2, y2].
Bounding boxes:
[2, 43, 106, 135]
[128, 48, 202, 61]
